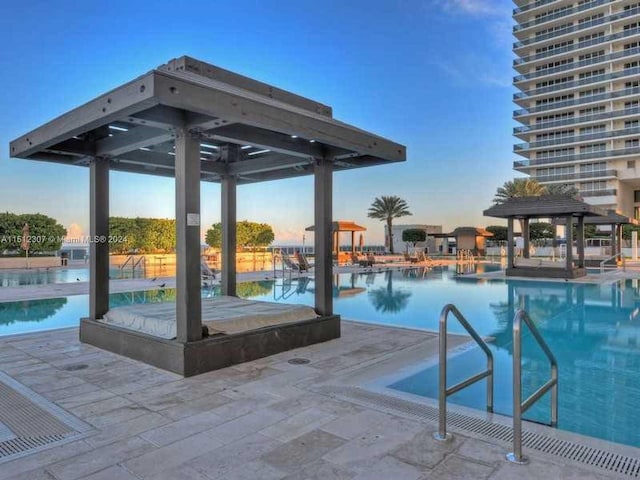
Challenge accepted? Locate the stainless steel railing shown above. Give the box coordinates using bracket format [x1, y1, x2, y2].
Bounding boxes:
[600, 252, 626, 273]
[507, 309, 558, 465]
[434, 304, 494, 442]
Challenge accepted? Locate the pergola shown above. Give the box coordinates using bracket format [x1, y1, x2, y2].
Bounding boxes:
[483, 195, 607, 279]
[305, 220, 367, 256]
[9, 56, 406, 376]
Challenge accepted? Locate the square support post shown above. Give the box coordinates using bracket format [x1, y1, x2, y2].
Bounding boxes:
[576, 216, 585, 268]
[89, 157, 109, 320]
[221, 175, 237, 297]
[507, 218, 515, 268]
[522, 218, 530, 259]
[611, 224, 617, 258]
[175, 128, 202, 343]
[314, 157, 333, 316]
[565, 216, 573, 273]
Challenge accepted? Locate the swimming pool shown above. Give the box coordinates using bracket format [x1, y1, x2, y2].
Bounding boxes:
[1, 264, 638, 448]
[0, 267, 145, 286]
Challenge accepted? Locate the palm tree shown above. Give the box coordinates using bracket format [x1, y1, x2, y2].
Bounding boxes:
[544, 183, 579, 198]
[368, 196, 412, 254]
[493, 178, 547, 205]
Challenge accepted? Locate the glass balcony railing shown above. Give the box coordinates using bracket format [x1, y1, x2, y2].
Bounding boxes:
[514, 47, 640, 83]
[514, 0, 557, 15]
[514, 66, 640, 100]
[580, 188, 617, 197]
[514, 87, 640, 117]
[514, 27, 640, 66]
[533, 169, 617, 183]
[514, 106, 640, 133]
[513, 146, 640, 168]
[514, 0, 614, 32]
[513, 6, 640, 49]
[515, 126, 640, 150]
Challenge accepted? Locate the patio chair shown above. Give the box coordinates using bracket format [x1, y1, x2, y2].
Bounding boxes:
[282, 252, 303, 272]
[352, 253, 374, 267]
[295, 252, 314, 272]
[404, 252, 419, 264]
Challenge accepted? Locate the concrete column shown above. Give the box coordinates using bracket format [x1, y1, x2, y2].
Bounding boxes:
[175, 128, 202, 343]
[507, 218, 515, 268]
[611, 223, 617, 257]
[566, 216, 574, 272]
[314, 157, 333, 316]
[221, 175, 237, 297]
[576, 216, 585, 268]
[89, 157, 109, 320]
[351, 231, 355, 255]
[522, 218, 530, 259]
[632, 230, 638, 260]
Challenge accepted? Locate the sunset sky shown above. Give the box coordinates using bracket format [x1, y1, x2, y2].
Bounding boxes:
[0, 0, 517, 245]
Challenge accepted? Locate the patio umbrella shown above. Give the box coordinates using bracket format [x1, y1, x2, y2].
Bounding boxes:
[359, 233, 364, 252]
[21, 223, 30, 268]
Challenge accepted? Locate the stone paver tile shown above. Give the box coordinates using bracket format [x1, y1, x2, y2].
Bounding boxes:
[189, 433, 282, 479]
[321, 409, 416, 440]
[149, 464, 211, 480]
[158, 392, 233, 420]
[203, 408, 287, 446]
[392, 428, 461, 469]
[140, 410, 225, 446]
[351, 455, 423, 480]
[68, 395, 133, 418]
[46, 436, 154, 480]
[56, 389, 117, 410]
[44, 382, 103, 401]
[80, 465, 140, 480]
[1, 468, 56, 480]
[280, 459, 355, 480]
[83, 404, 150, 429]
[456, 438, 510, 466]
[121, 431, 225, 478]
[261, 407, 337, 442]
[262, 430, 346, 473]
[425, 454, 495, 480]
[84, 411, 171, 448]
[217, 459, 286, 480]
[0, 440, 93, 480]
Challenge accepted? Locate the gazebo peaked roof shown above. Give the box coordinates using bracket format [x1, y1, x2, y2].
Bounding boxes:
[9, 56, 406, 184]
[305, 221, 366, 232]
[451, 226, 493, 237]
[483, 195, 607, 219]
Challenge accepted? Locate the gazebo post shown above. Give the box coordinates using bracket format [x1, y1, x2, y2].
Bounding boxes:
[351, 230, 355, 256]
[314, 157, 333, 316]
[611, 223, 617, 258]
[89, 157, 109, 321]
[522, 218, 530, 259]
[566, 215, 574, 274]
[576, 216, 585, 269]
[175, 128, 202, 342]
[507, 218, 515, 268]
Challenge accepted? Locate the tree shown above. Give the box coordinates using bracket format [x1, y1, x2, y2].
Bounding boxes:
[623, 224, 640, 240]
[493, 178, 546, 205]
[402, 229, 426, 251]
[544, 183, 579, 198]
[486, 225, 507, 242]
[205, 221, 275, 251]
[367, 196, 412, 254]
[0, 212, 66, 255]
[529, 222, 555, 240]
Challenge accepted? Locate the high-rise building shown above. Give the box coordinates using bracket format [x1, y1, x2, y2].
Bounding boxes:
[513, 0, 640, 219]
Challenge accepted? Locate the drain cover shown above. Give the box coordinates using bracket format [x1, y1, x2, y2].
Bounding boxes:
[287, 358, 310, 365]
[62, 364, 88, 372]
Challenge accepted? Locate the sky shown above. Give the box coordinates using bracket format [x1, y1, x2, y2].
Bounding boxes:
[0, 0, 519, 245]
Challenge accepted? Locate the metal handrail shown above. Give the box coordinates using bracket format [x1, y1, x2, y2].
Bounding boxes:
[119, 255, 134, 270]
[507, 309, 558, 465]
[434, 304, 494, 442]
[600, 252, 626, 273]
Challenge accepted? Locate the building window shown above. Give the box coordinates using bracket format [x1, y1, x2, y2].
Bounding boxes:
[634, 190, 640, 203]
[628, 160, 636, 169]
[635, 207, 640, 220]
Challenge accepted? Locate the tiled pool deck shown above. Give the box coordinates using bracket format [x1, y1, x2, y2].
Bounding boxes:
[0, 320, 632, 480]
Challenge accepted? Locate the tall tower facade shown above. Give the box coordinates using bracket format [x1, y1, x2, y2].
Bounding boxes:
[513, 0, 640, 218]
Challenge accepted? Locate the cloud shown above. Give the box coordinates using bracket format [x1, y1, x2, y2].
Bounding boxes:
[438, 0, 503, 16]
[65, 223, 85, 241]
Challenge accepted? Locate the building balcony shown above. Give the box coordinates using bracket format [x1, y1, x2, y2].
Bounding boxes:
[513, 146, 640, 168]
[514, 27, 640, 68]
[514, 47, 640, 84]
[514, 106, 640, 134]
[514, 66, 640, 101]
[513, 6, 640, 50]
[580, 188, 617, 197]
[514, 126, 640, 151]
[533, 169, 617, 183]
[514, 87, 640, 118]
[513, 0, 559, 16]
[514, 0, 614, 35]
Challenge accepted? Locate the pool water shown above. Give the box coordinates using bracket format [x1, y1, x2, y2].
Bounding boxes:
[0, 267, 145, 286]
[1, 263, 639, 448]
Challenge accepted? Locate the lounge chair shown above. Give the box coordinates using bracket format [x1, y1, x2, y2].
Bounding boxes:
[352, 253, 374, 267]
[281, 252, 303, 272]
[404, 253, 419, 264]
[295, 252, 314, 272]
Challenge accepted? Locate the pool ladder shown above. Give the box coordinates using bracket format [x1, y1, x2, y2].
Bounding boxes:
[434, 304, 558, 466]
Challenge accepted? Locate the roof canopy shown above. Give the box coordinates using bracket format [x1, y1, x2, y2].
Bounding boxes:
[552, 210, 637, 225]
[433, 227, 493, 238]
[10, 56, 406, 184]
[305, 221, 366, 232]
[483, 195, 607, 219]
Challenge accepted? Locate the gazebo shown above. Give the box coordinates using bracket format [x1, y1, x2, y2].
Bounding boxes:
[9, 56, 406, 376]
[305, 221, 366, 262]
[483, 195, 608, 279]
